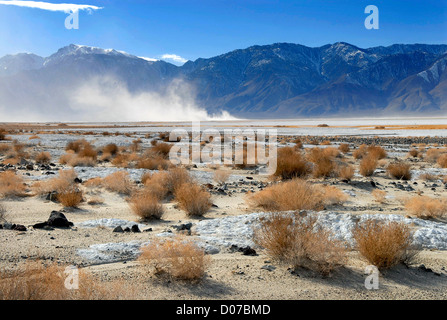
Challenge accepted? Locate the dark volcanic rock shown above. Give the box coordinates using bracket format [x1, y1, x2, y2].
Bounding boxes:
[47, 211, 73, 228]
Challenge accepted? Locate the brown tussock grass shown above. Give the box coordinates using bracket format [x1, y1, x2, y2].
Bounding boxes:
[0, 261, 128, 300]
[0, 171, 28, 198]
[102, 171, 134, 195]
[386, 162, 412, 180]
[338, 143, 350, 153]
[273, 147, 311, 180]
[32, 169, 77, 196]
[359, 155, 378, 177]
[129, 191, 164, 220]
[404, 195, 447, 219]
[57, 188, 83, 208]
[35, 151, 51, 164]
[338, 165, 354, 181]
[437, 154, 447, 168]
[253, 213, 347, 276]
[138, 237, 209, 281]
[372, 189, 387, 203]
[249, 179, 347, 212]
[174, 182, 212, 217]
[353, 220, 415, 271]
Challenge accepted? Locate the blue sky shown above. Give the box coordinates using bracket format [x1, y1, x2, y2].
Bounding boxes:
[0, 0, 446, 64]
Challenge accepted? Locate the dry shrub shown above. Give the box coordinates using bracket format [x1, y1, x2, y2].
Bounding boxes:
[84, 177, 103, 189]
[0, 261, 127, 300]
[175, 182, 212, 217]
[386, 162, 412, 180]
[138, 237, 209, 281]
[353, 220, 414, 271]
[338, 143, 350, 153]
[137, 155, 170, 170]
[249, 179, 346, 212]
[320, 140, 331, 145]
[141, 172, 152, 185]
[425, 148, 443, 163]
[293, 138, 303, 149]
[353, 144, 368, 160]
[213, 169, 230, 185]
[322, 185, 348, 205]
[0, 144, 11, 155]
[273, 147, 311, 180]
[58, 188, 83, 208]
[359, 155, 378, 177]
[408, 148, 419, 158]
[253, 213, 346, 276]
[372, 189, 387, 203]
[354, 144, 386, 160]
[35, 151, 51, 164]
[151, 142, 173, 158]
[404, 195, 447, 219]
[307, 148, 339, 178]
[437, 154, 447, 168]
[367, 145, 387, 160]
[32, 169, 77, 196]
[129, 191, 164, 220]
[0, 171, 27, 197]
[143, 171, 170, 200]
[103, 143, 119, 156]
[102, 171, 134, 195]
[65, 139, 88, 153]
[338, 165, 354, 181]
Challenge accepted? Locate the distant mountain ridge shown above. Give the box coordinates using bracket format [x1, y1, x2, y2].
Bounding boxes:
[0, 42, 446, 119]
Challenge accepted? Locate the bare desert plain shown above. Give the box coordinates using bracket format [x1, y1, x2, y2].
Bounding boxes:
[1, 118, 447, 300]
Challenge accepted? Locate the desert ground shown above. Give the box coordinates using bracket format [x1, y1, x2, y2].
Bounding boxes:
[1, 120, 447, 300]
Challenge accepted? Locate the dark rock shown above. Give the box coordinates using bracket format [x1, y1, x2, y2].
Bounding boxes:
[172, 223, 193, 231]
[143, 228, 153, 232]
[47, 211, 73, 228]
[46, 191, 58, 202]
[33, 222, 48, 229]
[13, 224, 27, 231]
[131, 225, 141, 233]
[123, 227, 131, 232]
[3, 222, 13, 230]
[74, 177, 82, 184]
[113, 226, 124, 233]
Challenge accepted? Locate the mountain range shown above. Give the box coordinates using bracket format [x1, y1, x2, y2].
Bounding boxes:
[0, 42, 446, 120]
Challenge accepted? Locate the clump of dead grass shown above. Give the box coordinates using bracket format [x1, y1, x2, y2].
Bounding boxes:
[102, 171, 135, 195]
[129, 191, 164, 220]
[249, 179, 347, 212]
[0, 171, 28, 197]
[386, 162, 412, 180]
[273, 147, 311, 180]
[353, 220, 416, 271]
[174, 182, 212, 217]
[138, 237, 209, 281]
[404, 195, 447, 219]
[0, 261, 128, 300]
[253, 213, 347, 276]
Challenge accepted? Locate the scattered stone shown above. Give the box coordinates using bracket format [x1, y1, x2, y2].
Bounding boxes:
[131, 225, 141, 233]
[113, 226, 124, 233]
[261, 265, 276, 272]
[13, 224, 27, 231]
[47, 211, 74, 228]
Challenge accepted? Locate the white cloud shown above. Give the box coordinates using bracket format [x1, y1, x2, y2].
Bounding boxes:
[0, 1, 102, 13]
[161, 54, 188, 65]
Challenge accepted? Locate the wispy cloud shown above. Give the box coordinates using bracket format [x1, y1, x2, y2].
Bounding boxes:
[0, 1, 102, 13]
[161, 54, 188, 65]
